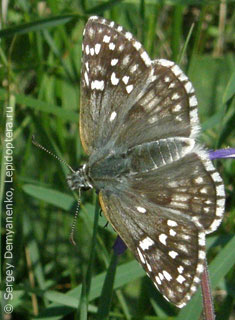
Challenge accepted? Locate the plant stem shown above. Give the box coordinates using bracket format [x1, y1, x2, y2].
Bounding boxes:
[201, 260, 215, 320]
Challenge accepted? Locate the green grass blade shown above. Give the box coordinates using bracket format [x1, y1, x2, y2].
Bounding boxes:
[79, 197, 100, 319]
[97, 253, 119, 319]
[0, 15, 77, 38]
[35, 260, 145, 319]
[22, 185, 74, 210]
[177, 235, 235, 320]
[0, 89, 79, 121]
[222, 71, 235, 104]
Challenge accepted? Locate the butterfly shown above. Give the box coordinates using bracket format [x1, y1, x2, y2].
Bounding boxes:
[67, 16, 225, 308]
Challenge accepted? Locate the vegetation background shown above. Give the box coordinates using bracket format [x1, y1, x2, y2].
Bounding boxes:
[0, 0, 234, 319]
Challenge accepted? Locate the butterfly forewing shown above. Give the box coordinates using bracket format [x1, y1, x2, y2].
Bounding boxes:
[114, 60, 200, 150]
[80, 16, 152, 154]
[78, 16, 225, 308]
[81, 17, 200, 153]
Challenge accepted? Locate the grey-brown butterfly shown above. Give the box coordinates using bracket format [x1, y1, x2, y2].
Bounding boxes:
[67, 16, 225, 308]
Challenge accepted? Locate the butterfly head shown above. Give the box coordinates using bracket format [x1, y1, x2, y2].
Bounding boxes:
[66, 164, 93, 191]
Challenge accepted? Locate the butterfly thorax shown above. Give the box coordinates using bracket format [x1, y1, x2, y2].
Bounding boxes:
[67, 164, 93, 190]
[87, 150, 131, 191]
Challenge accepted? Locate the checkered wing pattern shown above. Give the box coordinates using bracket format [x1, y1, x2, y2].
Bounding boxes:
[78, 16, 225, 308]
[99, 189, 205, 308]
[80, 16, 152, 154]
[80, 17, 200, 154]
[98, 148, 225, 307]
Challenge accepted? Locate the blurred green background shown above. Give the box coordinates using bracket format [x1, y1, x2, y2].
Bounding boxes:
[0, 0, 234, 319]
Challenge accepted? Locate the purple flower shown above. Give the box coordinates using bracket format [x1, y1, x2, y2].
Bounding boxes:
[209, 148, 235, 160]
[113, 236, 127, 255]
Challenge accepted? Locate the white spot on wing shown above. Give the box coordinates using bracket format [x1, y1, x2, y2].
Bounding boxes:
[111, 72, 119, 85]
[103, 35, 111, 43]
[136, 206, 146, 213]
[130, 64, 138, 73]
[199, 250, 206, 260]
[185, 81, 194, 93]
[169, 82, 175, 88]
[196, 263, 204, 273]
[137, 247, 145, 264]
[208, 218, 221, 231]
[95, 43, 101, 55]
[155, 275, 161, 285]
[91, 80, 104, 91]
[176, 275, 186, 284]
[212, 172, 222, 182]
[169, 229, 176, 237]
[190, 108, 199, 123]
[195, 177, 203, 184]
[133, 41, 141, 50]
[139, 237, 154, 250]
[178, 244, 188, 253]
[189, 95, 197, 107]
[194, 276, 201, 283]
[123, 55, 130, 65]
[158, 272, 164, 281]
[163, 270, 172, 281]
[118, 44, 124, 51]
[171, 64, 182, 76]
[216, 207, 224, 217]
[85, 62, 89, 71]
[122, 75, 129, 85]
[167, 220, 178, 227]
[177, 266, 184, 274]
[172, 104, 181, 112]
[158, 59, 174, 67]
[172, 93, 180, 100]
[125, 32, 132, 40]
[198, 233, 205, 246]
[169, 251, 178, 259]
[141, 51, 151, 66]
[146, 261, 152, 272]
[89, 16, 99, 21]
[109, 42, 115, 50]
[111, 58, 118, 66]
[126, 84, 133, 93]
[84, 71, 89, 86]
[159, 233, 167, 245]
[178, 73, 188, 82]
[200, 187, 208, 194]
[217, 199, 225, 207]
[110, 111, 117, 122]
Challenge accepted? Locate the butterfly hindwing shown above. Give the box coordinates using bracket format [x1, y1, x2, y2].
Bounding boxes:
[126, 145, 225, 233]
[99, 189, 206, 308]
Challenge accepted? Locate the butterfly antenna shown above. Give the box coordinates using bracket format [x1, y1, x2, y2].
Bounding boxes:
[70, 188, 81, 246]
[32, 135, 75, 173]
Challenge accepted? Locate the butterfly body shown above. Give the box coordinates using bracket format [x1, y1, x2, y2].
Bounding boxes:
[70, 16, 225, 308]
